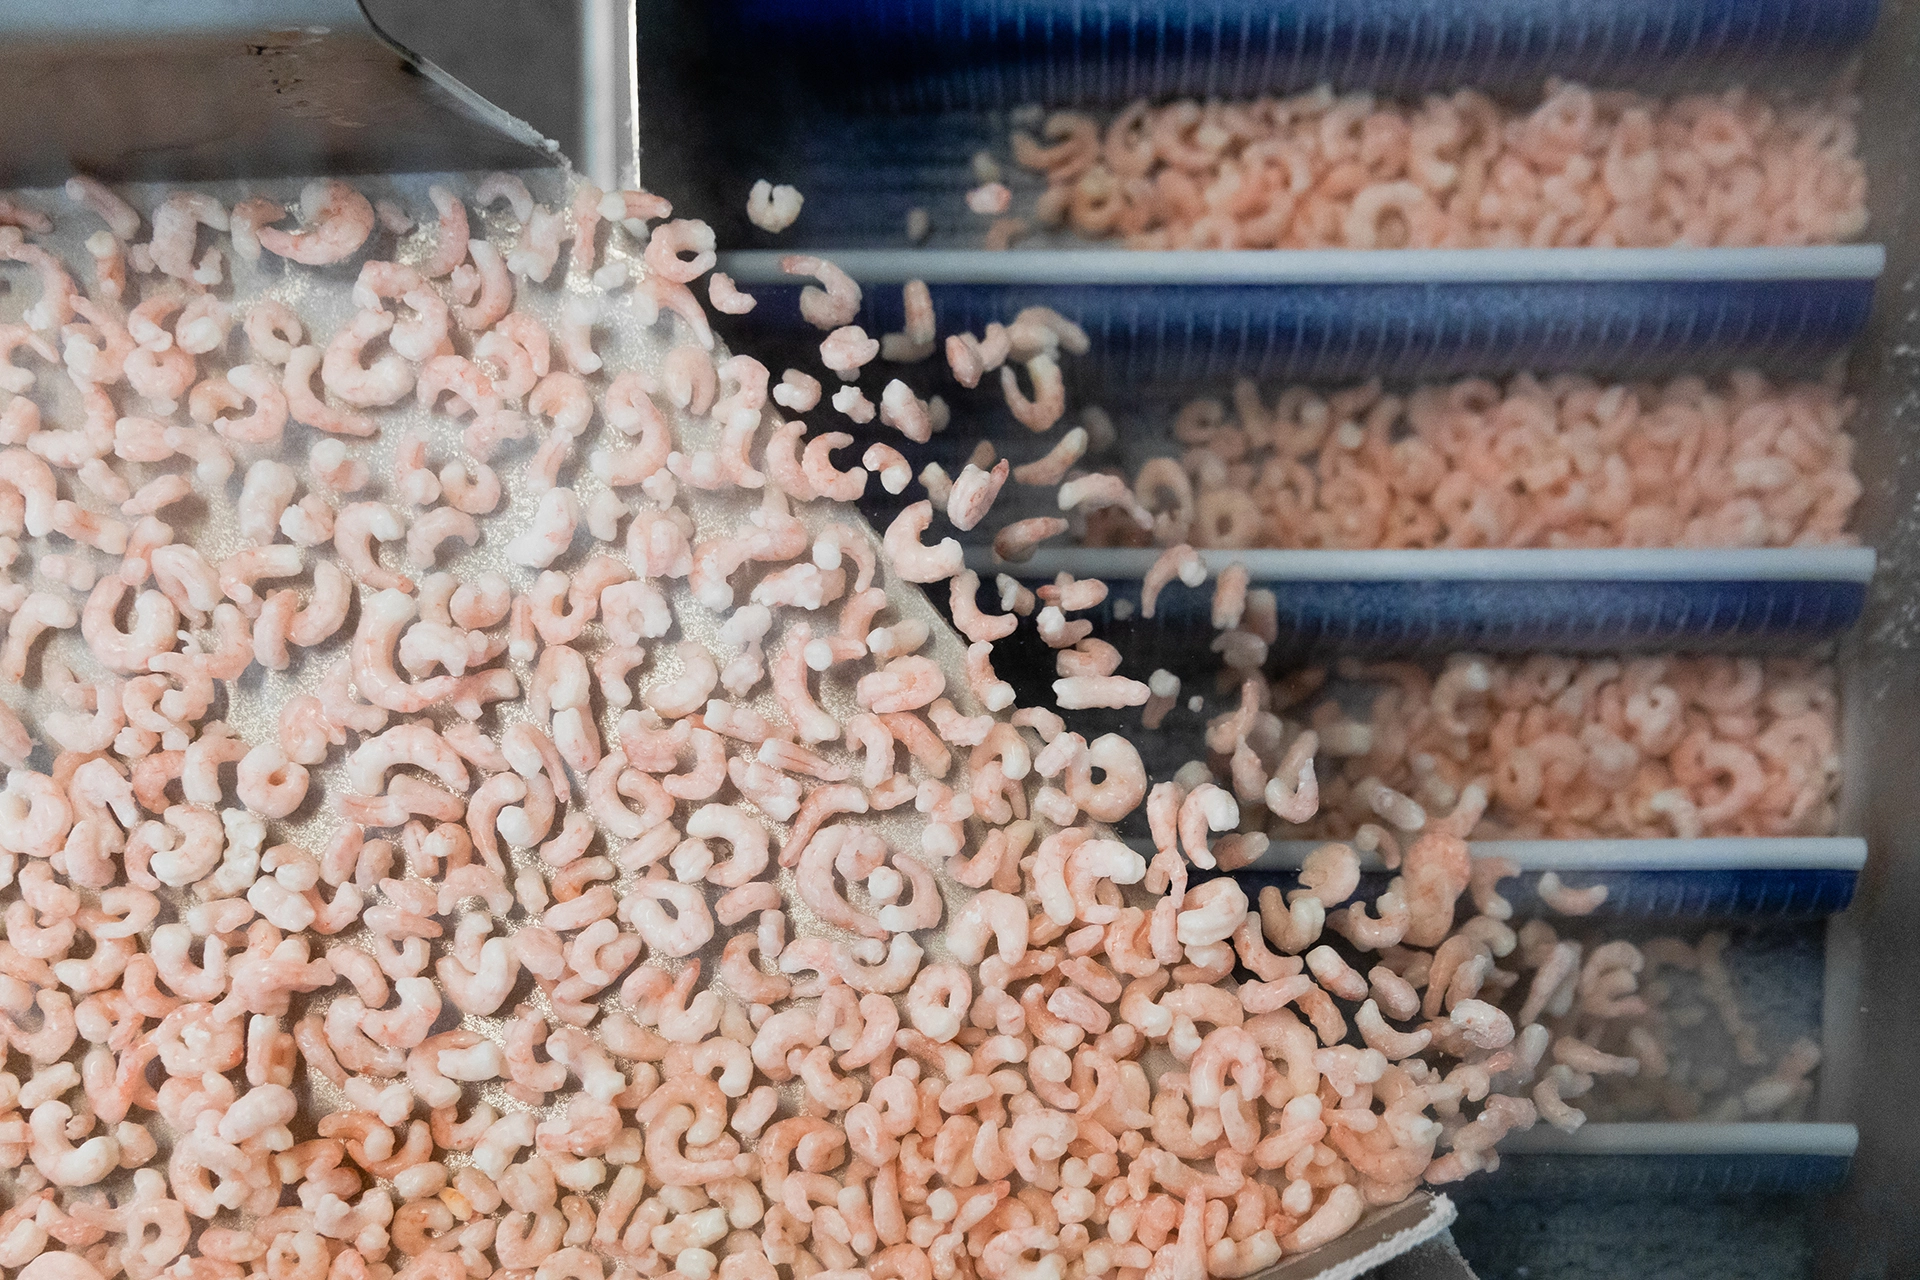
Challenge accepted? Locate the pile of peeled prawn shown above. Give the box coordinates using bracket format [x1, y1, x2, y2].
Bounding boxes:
[1001, 80, 1867, 250]
[0, 170, 1659, 1280]
[1079, 371, 1862, 551]
[1573, 930, 1821, 1126]
[1172, 653, 1839, 847]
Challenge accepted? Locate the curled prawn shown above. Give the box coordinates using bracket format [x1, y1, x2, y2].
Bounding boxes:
[884, 502, 964, 583]
[781, 254, 861, 329]
[257, 180, 375, 264]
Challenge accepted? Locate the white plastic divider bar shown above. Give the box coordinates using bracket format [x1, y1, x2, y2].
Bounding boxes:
[1250, 837, 1868, 874]
[1499, 1121, 1858, 1157]
[719, 245, 1886, 286]
[963, 546, 1877, 584]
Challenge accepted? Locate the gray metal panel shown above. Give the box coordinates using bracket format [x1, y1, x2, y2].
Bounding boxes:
[0, 0, 558, 184]
[1818, 0, 1920, 1275]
